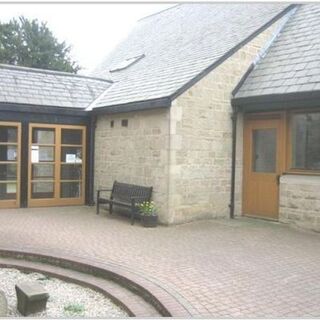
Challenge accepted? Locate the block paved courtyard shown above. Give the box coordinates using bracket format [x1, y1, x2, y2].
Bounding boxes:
[0, 206, 319, 317]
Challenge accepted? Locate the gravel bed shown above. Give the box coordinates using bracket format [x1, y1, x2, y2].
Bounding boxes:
[0, 268, 128, 318]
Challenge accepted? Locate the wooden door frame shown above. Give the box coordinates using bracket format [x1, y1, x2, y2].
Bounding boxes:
[242, 112, 286, 220]
[0, 121, 21, 209]
[28, 123, 86, 207]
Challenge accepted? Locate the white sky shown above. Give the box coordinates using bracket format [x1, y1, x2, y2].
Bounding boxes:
[0, 3, 174, 75]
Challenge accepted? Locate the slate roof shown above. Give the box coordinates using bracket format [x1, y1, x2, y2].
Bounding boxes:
[0, 64, 112, 109]
[234, 4, 320, 101]
[90, 3, 292, 110]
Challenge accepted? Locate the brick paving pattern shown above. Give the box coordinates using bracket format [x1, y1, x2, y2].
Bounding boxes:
[0, 206, 319, 317]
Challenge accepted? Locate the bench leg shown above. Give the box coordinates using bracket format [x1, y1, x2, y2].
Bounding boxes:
[96, 200, 100, 215]
[96, 191, 100, 215]
[131, 212, 135, 225]
[109, 203, 113, 214]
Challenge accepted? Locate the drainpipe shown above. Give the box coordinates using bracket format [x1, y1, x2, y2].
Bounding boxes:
[229, 105, 238, 219]
[88, 114, 97, 206]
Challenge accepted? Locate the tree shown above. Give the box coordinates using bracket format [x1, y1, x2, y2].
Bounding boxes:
[0, 16, 80, 73]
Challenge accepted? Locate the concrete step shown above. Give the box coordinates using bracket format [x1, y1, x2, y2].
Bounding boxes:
[0, 257, 162, 317]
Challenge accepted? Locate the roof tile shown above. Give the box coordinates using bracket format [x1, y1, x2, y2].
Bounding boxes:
[0, 64, 111, 109]
[90, 3, 290, 109]
[235, 4, 320, 99]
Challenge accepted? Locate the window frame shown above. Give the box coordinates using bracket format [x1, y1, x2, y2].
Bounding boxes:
[0, 121, 21, 208]
[286, 109, 320, 175]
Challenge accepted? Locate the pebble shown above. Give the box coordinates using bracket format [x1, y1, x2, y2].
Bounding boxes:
[0, 268, 128, 318]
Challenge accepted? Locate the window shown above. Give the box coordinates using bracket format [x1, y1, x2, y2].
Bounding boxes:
[252, 128, 277, 173]
[109, 54, 145, 72]
[121, 119, 128, 127]
[291, 112, 320, 170]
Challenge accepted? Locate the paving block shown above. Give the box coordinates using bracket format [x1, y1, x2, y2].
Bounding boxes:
[15, 282, 49, 316]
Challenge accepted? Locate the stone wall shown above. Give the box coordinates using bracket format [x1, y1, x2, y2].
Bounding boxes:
[280, 175, 320, 232]
[94, 109, 171, 223]
[94, 15, 286, 225]
[167, 20, 284, 224]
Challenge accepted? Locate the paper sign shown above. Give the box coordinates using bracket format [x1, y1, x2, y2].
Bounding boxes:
[66, 154, 76, 163]
[7, 183, 16, 193]
[31, 146, 39, 163]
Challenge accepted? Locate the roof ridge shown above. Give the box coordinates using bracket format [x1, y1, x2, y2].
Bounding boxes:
[0, 64, 113, 83]
[169, 3, 297, 101]
[138, 4, 180, 22]
[231, 6, 299, 98]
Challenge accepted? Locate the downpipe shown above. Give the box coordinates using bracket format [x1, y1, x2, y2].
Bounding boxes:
[229, 105, 238, 219]
[88, 114, 97, 206]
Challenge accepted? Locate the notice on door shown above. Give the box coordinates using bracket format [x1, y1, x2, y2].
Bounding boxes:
[66, 154, 76, 163]
[31, 146, 39, 163]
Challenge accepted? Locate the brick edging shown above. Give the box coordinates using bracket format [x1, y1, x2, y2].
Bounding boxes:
[0, 247, 193, 317]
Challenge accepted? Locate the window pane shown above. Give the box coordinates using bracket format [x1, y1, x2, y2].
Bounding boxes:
[32, 128, 55, 144]
[292, 113, 320, 170]
[0, 182, 16, 200]
[31, 182, 54, 199]
[31, 146, 54, 162]
[0, 164, 17, 181]
[0, 126, 17, 143]
[60, 182, 81, 198]
[0, 145, 17, 161]
[61, 129, 82, 145]
[61, 164, 82, 180]
[32, 164, 54, 180]
[61, 147, 82, 163]
[252, 128, 277, 173]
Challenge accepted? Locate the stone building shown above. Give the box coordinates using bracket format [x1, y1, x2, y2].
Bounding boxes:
[0, 3, 319, 232]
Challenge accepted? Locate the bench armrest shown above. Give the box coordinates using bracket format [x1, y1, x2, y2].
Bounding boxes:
[97, 189, 113, 199]
[97, 188, 112, 192]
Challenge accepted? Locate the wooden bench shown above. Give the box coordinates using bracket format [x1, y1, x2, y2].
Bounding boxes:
[96, 181, 153, 225]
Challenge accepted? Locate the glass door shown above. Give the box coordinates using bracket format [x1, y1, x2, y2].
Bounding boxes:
[30, 127, 55, 201]
[60, 129, 83, 200]
[28, 124, 86, 207]
[0, 122, 21, 208]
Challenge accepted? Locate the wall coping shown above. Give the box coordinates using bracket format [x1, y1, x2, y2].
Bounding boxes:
[281, 174, 320, 185]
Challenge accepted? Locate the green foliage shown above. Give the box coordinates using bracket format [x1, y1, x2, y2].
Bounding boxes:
[138, 201, 157, 216]
[64, 303, 85, 315]
[0, 16, 80, 73]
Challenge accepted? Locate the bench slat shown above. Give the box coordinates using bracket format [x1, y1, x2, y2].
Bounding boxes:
[97, 181, 153, 225]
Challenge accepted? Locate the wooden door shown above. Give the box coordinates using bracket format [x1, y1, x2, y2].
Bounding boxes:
[243, 117, 284, 220]
[0, 122, 21, 208]
[28, 124, 86, 207]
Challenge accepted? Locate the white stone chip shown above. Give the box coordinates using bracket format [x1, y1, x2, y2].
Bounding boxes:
[0, 268, 128, 318]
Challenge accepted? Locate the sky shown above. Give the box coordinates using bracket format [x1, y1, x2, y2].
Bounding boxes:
[0, 3, 174, 75]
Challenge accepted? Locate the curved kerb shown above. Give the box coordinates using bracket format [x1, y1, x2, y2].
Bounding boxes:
[0, 248, 193, 317]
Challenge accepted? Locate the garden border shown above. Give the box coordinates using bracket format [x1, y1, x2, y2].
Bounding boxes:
[0, 247, 194, 317]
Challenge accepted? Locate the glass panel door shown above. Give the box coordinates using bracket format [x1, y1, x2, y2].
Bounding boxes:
[28, 124, 86, 207]
[243, 118, 282, 220]
[30, 127, 55, 199]
[0, 122, 21, 208]
[60, 129, 83, 199]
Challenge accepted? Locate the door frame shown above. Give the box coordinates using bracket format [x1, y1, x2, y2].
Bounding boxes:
[28, 123, 86, 207]
[242, 112, 286, 220]
[0, 121, 21, 209]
